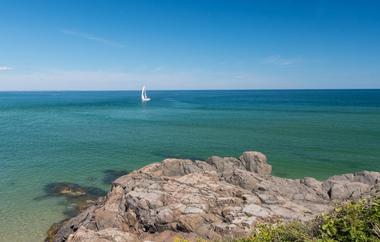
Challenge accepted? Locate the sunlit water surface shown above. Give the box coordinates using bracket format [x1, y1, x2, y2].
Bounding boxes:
[0, 90, 379, 241]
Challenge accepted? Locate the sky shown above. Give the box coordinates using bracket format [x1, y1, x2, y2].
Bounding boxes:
[0, 0, 379, 90]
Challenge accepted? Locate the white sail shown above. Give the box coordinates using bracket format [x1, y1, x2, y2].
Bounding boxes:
[141, 85, 151, 102]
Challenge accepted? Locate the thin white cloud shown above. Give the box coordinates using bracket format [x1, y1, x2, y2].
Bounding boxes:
[2, 67, 377, 90]
[0, 68, 278, 90]
[262, 55, 298, 65]
[152, 66, 164, 72]
[0, 69, 199, 90]
[61, 29, 125, 48]
[0, 66, 12, 71]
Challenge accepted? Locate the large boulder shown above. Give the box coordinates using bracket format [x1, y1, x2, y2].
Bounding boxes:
[50, 151, 379, 242]
[240, 151, 272, 176]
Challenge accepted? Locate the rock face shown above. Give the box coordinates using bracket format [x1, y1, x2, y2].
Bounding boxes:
[51, 151, 380, 242]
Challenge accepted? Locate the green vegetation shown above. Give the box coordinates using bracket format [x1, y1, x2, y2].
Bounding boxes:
[236, 198, 380, 242]
[235, 222, 313, 242]
[173, 198, 380, 242]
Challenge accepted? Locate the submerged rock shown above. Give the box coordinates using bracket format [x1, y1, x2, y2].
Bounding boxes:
[37, 182, 107, 220]
[103, 169, 130, 185]
[42, 182, 106, 199]
[44, 182, 87, 197]
[49, 151, 380, 242]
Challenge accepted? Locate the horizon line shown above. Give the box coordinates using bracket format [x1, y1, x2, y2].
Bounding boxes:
[0, 88, 380, 92]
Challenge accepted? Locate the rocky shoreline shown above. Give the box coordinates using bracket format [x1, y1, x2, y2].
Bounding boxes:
[48, 151, 380, 242]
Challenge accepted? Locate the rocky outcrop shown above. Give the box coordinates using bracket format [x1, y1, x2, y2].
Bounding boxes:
[51, 151, 380, 242]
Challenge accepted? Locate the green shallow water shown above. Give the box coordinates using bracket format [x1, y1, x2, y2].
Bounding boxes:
[0, 90, 379, 241]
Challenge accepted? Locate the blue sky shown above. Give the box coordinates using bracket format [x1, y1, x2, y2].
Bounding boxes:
[0, 0, 379, 90]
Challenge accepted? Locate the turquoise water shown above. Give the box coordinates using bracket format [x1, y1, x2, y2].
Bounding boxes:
[0, 90, 380, 241]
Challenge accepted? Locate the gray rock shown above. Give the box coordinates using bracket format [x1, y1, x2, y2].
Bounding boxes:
[225, 168, 262, 190]
[239, 151, 272, 176]
[329, 182, 371, 200]
[156, 207, 174, 224]
[206, 156, 244, 176]
[50, 151, 379, 242]
[242, 204, 270, 217]
[67, 227, 138, 242]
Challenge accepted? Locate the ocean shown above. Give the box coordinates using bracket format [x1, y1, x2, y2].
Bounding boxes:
[0, 90, 379, 241]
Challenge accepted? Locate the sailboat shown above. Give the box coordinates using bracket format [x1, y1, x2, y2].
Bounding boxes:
[141, 85, 151, 102]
